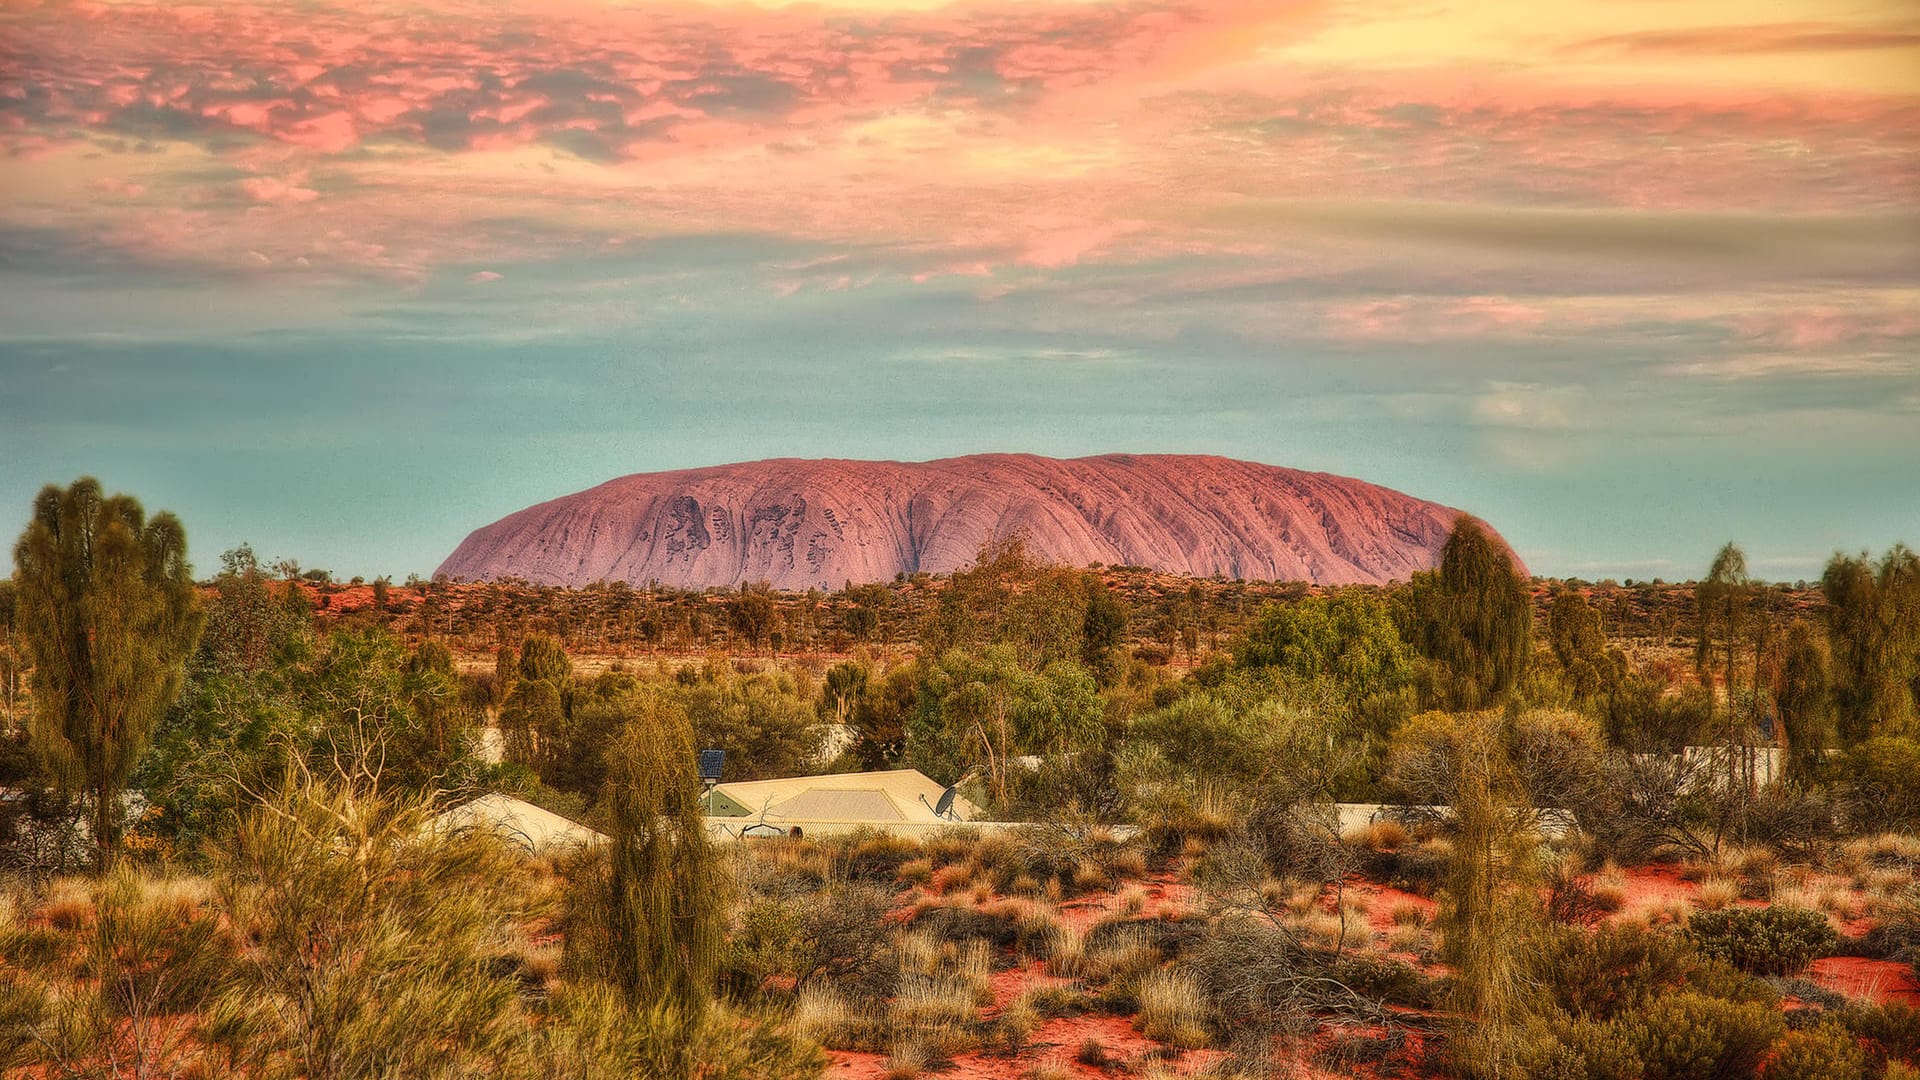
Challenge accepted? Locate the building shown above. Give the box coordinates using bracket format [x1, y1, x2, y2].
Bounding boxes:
[705, 768, 983, 838]
[430, 792, 603, 855]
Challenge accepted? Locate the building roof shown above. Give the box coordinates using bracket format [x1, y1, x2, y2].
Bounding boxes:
[708, 768, 981, 825]
[431, 793, 603, 855]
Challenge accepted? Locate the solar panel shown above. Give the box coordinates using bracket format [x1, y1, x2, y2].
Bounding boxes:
[932, 787, 956, 819]
[698, 749, 726, 782]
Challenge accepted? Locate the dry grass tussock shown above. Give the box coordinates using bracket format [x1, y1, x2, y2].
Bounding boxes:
[1135, 967, 1210, 1049]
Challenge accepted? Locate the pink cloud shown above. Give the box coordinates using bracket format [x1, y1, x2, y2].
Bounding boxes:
[1322, 296, 1550, 342]
[239, 174, 320, 204]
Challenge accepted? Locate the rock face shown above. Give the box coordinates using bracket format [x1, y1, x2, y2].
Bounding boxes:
[436, 454, 1524, 590]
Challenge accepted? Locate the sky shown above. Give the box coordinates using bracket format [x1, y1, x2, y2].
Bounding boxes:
[1, 0, 1916, 583]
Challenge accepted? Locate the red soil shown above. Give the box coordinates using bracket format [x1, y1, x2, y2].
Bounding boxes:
[1614, 865, 1699, 911]
[1807, 957, 1920, 1006]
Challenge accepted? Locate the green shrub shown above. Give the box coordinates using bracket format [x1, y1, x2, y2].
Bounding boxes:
[1838, 1002, 1920, 1068]
[1685, 957, 1781, 1006]
[1534, 923, 1691, 1021]
[1615, 992, 1785, 1080]
[1761, 1023, 1868, 1080]
[1687, 906, 1836, 976]
[1514, 1017, 1643, 1080]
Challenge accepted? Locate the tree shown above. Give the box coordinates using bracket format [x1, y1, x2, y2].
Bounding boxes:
[909, 646, 1102, 805]
[499, 634, 573, 779]
[1547, 590, 1620, 703]
[0, 579, 18, 733]
[1774, 620, 1834, 787]
[1695, 543, 1761, 845]
[922, 536, 1089, 670]
[1401, 517, 1531, 709]
[1234, 590, 1414, 706]
[1385, 712, 1541, 1075]
[676, 669, 821, 781]
[1081, 575, 1128, 678]
[565, 691, 725, 1076]
[299, 628, 478, 793]
[1822, 546, 1920, 743]
[728, 583, 778, 653]
[11, 479, 203, 863]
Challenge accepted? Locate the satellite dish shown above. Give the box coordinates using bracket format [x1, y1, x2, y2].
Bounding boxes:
[920, 785, 961, 821]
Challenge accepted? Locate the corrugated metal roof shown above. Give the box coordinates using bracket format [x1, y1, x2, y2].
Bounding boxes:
[710, 768, 981, 823]
[768, 789, 905, 822]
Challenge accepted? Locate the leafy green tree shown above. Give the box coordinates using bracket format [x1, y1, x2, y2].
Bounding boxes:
[517, 633, 573, 685]
[499, 634, 573, 780]
[1401, 517, 1532, 709]
[1821, 546, 1920, 743]
[1385, 712, 1542, 1074]
[1774, 620, 1835, 787]
[1234, 590, 1414, 705]
[909, 646, 1102, 805]
[1548, 589, 1621, 703]
[838, 663, 918, 770]
[0, 579, 19, 732]
[1081, 574, 1128, 680]
[923, 536, 1089, 670]
[299, 628, 478, 793]
[676, 670, 820, 781]
[11, 478, 204, 863]
[728, 583, 778, 652]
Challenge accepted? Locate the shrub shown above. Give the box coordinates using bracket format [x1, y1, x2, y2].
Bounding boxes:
[1534, 923, 1691, 1021]
[207, 783, 534, 1080]
[1515, 1017, 1643, 1080]
[1688, 906, 1837, 976]
[1616, 992, 1786, 1080]
[843, 831, 924, 883]
[1838, 1001, 1920, 1068]
[1762, 1022, 1869, 1080]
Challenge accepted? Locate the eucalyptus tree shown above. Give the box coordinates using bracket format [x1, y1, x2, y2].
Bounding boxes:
[11, 479, 203, 863]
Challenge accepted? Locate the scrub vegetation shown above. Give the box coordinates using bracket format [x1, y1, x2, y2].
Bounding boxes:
[2, 477, 1918, 1078]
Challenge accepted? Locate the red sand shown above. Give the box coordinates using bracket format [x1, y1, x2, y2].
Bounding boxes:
[1808, 957, 1920, 1006]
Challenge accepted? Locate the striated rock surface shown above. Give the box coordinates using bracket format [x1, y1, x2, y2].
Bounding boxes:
[436, 454, 1525, 589]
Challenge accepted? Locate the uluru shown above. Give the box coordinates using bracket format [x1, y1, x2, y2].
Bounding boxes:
[436, 454, 1523, 590]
